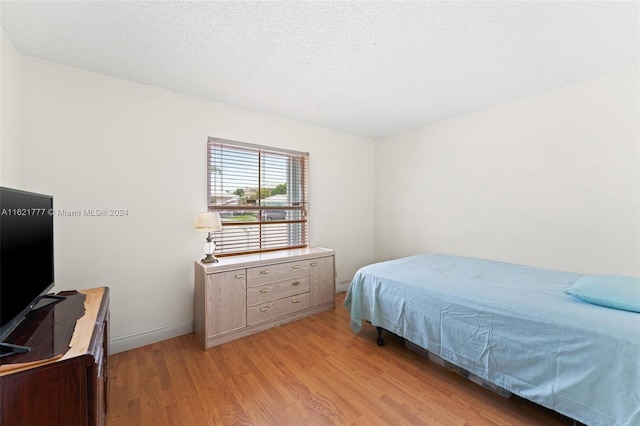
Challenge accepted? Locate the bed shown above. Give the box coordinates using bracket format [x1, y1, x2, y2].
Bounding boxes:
[344, 254, 640, 426]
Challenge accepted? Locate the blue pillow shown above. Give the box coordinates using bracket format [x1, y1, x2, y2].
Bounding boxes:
[565, 275, 640, 313]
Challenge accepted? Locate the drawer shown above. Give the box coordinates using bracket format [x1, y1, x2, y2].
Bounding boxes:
[247, 260, 310, 287]
[247, 293, 310, 325]
[247, 277, 310, 306]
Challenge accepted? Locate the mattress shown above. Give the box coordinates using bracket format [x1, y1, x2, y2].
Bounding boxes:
[344, 254, 640, 426]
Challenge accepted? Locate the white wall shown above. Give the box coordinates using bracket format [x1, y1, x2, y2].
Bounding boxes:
[0, 29, 22, 186]
[19, 57, 376, 352]
[376, 67, 640, 276]
[12, 49, 639, 353]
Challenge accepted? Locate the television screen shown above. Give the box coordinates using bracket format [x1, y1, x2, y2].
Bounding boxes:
[0, 187, 54, 342]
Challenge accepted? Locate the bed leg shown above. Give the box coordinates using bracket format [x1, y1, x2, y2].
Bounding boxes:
[376, 327, 385, 346]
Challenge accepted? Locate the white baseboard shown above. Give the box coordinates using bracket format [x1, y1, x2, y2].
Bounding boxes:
[109, 320, 193, 354]
[336, 280, 351, 293]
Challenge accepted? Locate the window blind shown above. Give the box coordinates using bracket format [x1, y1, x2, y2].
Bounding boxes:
[207, 137, 309, 256]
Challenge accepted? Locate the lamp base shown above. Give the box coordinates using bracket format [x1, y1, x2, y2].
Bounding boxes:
[201, 254, 219, 264]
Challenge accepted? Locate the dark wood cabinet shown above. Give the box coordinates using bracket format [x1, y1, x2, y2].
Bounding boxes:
[0, 287, 109, 426]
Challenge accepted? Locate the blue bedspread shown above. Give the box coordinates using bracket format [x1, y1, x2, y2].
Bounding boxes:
[344, 254, 640, 426]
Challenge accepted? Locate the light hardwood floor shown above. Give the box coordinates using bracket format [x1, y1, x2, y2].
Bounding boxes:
[107, 293, 575, 425]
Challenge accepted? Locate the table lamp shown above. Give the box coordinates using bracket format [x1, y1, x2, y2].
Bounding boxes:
[195, 212, 222, 263]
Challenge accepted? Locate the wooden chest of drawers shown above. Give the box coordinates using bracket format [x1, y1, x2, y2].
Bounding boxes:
[0, 288, 109, 426]
[194, 248, 335, 349]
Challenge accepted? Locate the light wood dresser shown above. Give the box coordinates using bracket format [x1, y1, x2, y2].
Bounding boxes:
[194, 247, 335, 349]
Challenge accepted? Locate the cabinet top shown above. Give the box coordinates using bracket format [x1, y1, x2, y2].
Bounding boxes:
[196, 247, 334, 274]
[0, 287, 109, 377]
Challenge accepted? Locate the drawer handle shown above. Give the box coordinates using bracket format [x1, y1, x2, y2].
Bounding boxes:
[260, 270, 269, 274]
[310, 262, 318, 266]
[292, 299, 300, 303]
[260, 307, 270, 312]
[260, 288, 270, 293]
[291, 281, 300, 286]
[291, 264, 300, 270]
[235, 274, 245, 279]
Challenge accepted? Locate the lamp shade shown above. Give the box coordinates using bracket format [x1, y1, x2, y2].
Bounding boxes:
[195, 212, 222, 232]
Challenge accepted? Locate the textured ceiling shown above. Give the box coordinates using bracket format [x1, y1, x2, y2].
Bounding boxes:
[1, 1, 638, 139]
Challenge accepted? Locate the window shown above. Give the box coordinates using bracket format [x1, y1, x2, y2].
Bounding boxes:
[207, 137, 309, 256]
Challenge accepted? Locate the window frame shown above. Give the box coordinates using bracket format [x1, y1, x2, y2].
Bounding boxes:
[207, 137, 309, 257]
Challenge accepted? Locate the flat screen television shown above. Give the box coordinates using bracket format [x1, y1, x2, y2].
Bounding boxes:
[0, 186, 55, 344]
